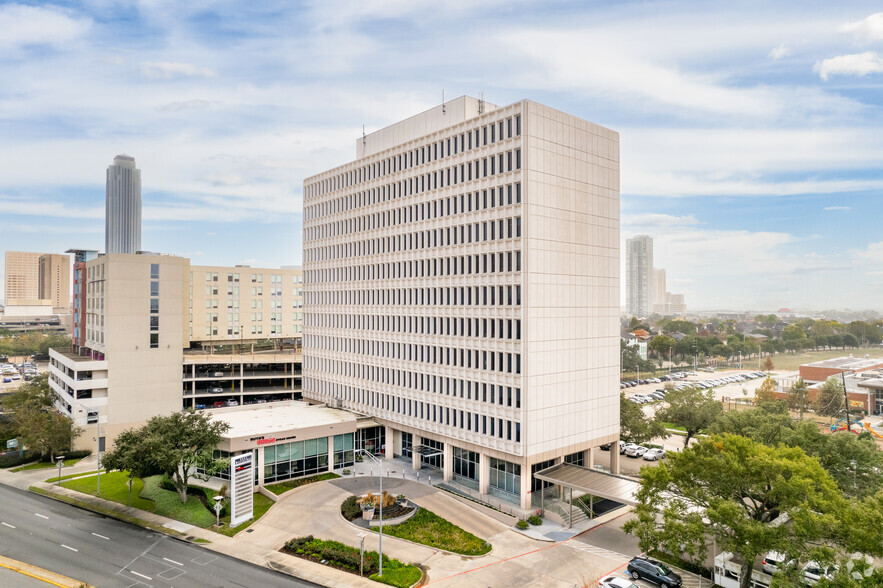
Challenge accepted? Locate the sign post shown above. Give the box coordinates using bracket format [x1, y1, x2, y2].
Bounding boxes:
[230, 453, 254, 527]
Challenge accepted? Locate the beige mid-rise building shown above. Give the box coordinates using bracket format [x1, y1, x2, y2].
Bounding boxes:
[50, 253, 304, 451]
[303, 97, 620, 509]
[4, 251, 43, 304]
[38, 253, 72, 309]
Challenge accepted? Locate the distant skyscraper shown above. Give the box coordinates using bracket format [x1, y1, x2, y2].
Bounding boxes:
[626, 235, 653, 316]
[105, 154, 142, 254]
[4, 251, 42, 303]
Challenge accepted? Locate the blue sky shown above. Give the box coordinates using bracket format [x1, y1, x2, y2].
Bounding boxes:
[1, 1, 882, 311]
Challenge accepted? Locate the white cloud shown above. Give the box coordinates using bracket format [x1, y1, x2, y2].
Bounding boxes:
[823, 205, 850, 211]
[815, 52, 883, 81]
[155, 99, 214, 112]
[769, 44, 791, 59]
[853, 241, 883, 264]
[0, 4, 91, 50]
[840, 12, 883, 41]
[140, 61, 217, 80]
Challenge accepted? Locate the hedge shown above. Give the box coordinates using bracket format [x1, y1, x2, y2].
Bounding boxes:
[282, 536, 421, 587]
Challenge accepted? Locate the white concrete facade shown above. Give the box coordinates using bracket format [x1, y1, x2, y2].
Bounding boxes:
[302, 97, 620, 508]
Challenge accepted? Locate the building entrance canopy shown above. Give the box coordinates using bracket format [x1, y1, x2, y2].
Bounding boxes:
[533, 462, 640, 506]
[413, 444, 444, 458]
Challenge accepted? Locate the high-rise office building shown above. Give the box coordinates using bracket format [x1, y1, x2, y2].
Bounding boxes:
[38, 253, 71, 308]
[4, 251, 43, 303]
[105, 154, 142, 254]
[625, 235, 653, 316]
[302, 97, 620, 509]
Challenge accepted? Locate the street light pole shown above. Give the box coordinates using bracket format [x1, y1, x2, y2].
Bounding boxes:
[358, 449, 384, 577]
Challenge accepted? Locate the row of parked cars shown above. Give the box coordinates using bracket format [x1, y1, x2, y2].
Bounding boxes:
[689, 371, 767, 390]
[1, 361, 38, 383]
[620, 372, 696, 389]
[598, 555, 683, 587]
[600, 440, 666, 460]
[762, 551, 840, 584]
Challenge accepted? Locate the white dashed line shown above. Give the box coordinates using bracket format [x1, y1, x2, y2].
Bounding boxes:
[61, 544, 78, 552]
[1, 522, 15, 529]
[92, 532, 110, 540]
[34, 513, 49, 519]
[131, 571, 152, 580]
[163, 557, 183, 566]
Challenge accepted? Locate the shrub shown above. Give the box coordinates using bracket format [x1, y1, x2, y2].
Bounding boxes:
[342, 468, 351, 475]
[527, 514, 542, 526]
[0, 450, 41, 469]
[341, 495, 362, 521]
[516, 519, 529, 530]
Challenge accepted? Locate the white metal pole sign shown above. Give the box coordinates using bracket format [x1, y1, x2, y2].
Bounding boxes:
[230, 452, 254, 527]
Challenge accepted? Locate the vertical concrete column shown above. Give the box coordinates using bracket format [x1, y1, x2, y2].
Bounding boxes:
[479, 453, 490, 494]
[327, 436, 334, 472]
[384, 426, 394, 460]
[443, 443, 453, 481]
[519, 462, 532, 510]
[587, 447, 595, 469]
[257, 445, 265, 486]
[412, 435, 422, 470]
[611, 440, 621, 475]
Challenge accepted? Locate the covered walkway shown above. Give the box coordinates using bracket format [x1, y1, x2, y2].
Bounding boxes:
[533, 462, 641, 528]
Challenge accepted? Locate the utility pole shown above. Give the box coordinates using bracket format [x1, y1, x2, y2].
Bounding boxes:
[841, 371, 851, 432]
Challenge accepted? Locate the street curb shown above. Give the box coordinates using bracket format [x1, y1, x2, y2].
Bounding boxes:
[0, 553, 94, 588]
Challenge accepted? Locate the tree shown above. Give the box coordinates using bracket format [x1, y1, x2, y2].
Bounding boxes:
[103, 411, 229, 503]
[708, 402, 794, 447]
[754, 376, 779, 405]
[814, 377, 845, 422]
[762, 355, 774, 372]
[648, 335, 676, 360]
[619, 393, 667, 444]
[786, 378, 810, 420]
[3, 374, 81, 460]
[655, 386, 722, 448]
[624, 434, 848, 588]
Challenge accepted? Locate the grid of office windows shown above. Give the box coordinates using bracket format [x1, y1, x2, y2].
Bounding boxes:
[564, 451, 585, 466]
[149, 263, 159, 348]
[264, 437, 329, 483]
[303, 106, 526, 461]
[356, 426, 385, 456]
[488, 457, 521, 496]
[401, 432, 413, 458]
[531, 459, 556, 492]
[333, 433, 355, 468]
[452, 447, 479, 489]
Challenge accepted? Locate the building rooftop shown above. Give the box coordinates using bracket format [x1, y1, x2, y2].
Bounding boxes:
[210, 401, 356, 439]
[803, 356, 883, 371]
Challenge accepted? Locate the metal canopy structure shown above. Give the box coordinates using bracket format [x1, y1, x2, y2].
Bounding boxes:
[413, 445, 444, 458]
[534, 462, 641, 506]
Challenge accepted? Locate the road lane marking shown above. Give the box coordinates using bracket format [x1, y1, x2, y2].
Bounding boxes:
[92, 532, 110, 540]
[34, 513, 49, 519]
[1, 522, 15, 529]
[163, 557, 183, 566]
[60, 544, 78, 552]
[131, 571, 152, 580]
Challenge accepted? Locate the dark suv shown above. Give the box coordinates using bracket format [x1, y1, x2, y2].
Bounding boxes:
[626, 556, 682, 587]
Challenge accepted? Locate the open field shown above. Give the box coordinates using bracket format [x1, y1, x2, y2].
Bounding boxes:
[760, 347, 883, 371]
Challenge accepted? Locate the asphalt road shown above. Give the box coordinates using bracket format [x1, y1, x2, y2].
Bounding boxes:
[0, 484, 317, 588]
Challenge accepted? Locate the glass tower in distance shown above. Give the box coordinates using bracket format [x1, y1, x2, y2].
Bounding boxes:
[105, 154, 142, 254]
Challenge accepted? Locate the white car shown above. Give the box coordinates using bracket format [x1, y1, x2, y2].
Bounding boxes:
[803, 561, 837, 584]
[643, 448, 666, 461]
[621, 443, 639, 455]
[762, 551, 795, 575]
[598, 576, 639, 588]
[625, 445, 648, 458]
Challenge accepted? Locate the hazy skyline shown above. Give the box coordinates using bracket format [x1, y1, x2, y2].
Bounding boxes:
[1, 1, 882, 311]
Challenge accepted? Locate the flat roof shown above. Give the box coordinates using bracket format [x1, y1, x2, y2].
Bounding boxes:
[533, 463, 641, 506]
[803, 356, 883, 371]
[210, 401, 356, 439]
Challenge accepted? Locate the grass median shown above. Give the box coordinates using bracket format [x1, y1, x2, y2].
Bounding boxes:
[265, 472, 340, 496]
[372, 507, 491, 556]
[60, 471, 155, 511]
[13, 457, 83, 472]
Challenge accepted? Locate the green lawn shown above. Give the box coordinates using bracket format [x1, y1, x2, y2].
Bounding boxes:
[374, 507, 491, 556]
[765, 347, 881, 371]
[265, 472, 340, 495]
[12, 457, 83, 472]
[370, 564, 423, 587]
[660, 422, 687, 432]
[218, 492, 275, 536]
[60, 471, 155, 511]
[139, 476, 216, 528]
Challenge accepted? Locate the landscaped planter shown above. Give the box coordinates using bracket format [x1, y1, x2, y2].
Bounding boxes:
[362, 506, 375, 520]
